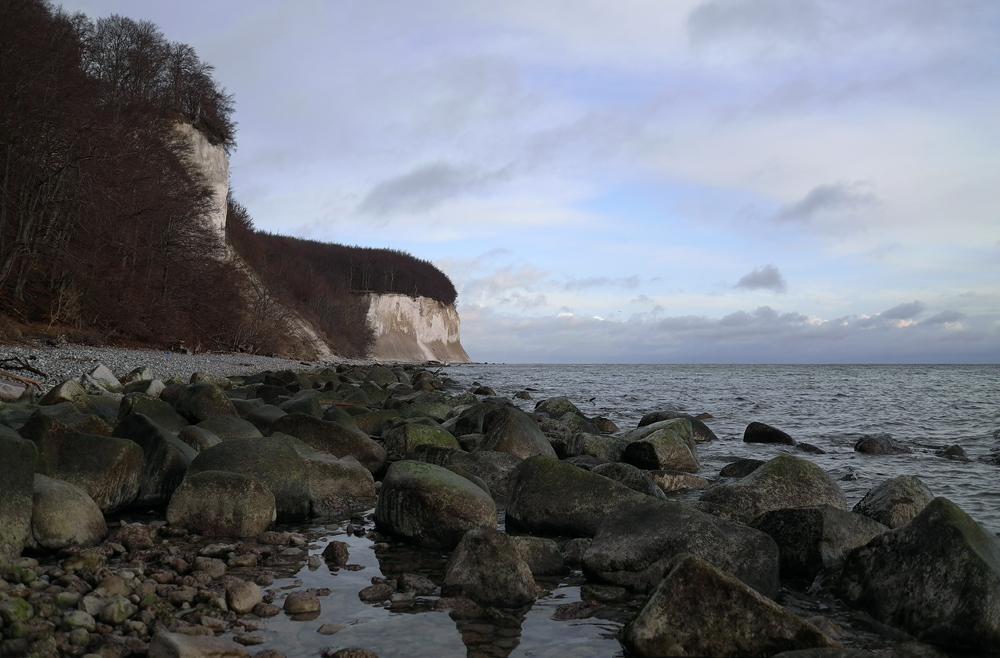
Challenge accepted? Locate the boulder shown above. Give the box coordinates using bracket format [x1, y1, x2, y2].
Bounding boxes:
[374, 460, 497, 548]
[563, 432, 627, 462]
[112, 414, 197, 506]
[744, 421, 796, 446]
[700, 455, 846, 518]
[0, 434, 36, 562]
[511, 536, 565, 576]
[351, 409, 400, 437]
[506, 456, 642, 537]
[166, 471, 276, 537]
[838, 497, 1000, 651]
[852, 475, 934, 529]
[122, 379, 166, 398]
[442, 528, 538, 607]
[22, 418, 142, 514]
[451, 400, 510, 436]
[383, 422, 460, 458]
[365, 366, 398, 387]
[174, 382, 239, 423]
[854, 433, 913, 455]
[117, 394, 188, 431]
[37, 379, 89, 409]
[638, 410, 719, 442]
[648, 470, 710, 492]
[621, 554, 839, 657]
[30, 474, 107, 550]
[195, 416, 263, 441]
[622, 424, 699, 473]
[186, 437, 310, 520]
[279, 394, 323, 418]
[583, 496, 780, 597]
[268, 413, 387, 474]
[449, 451, 523, 505]
[244, 404, 288, 434]
[285, 439, 376, 517]
[720, 459, 765, 478]
[751, 506, 888, 582]
[177, 426, 221, 452]
[591, 462, 667, 499]
[534, 397, 583, 417]
[481, 406, 557, 460]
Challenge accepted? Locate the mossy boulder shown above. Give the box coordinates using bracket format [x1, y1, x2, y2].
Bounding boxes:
[383, 422, 460, 458]
[622, 424, 700, 473]
[591, 462, 667, 499]
[482, 406, 557, 460]
[506, 456, 641, 537]
[268, 413, 387, 474]
[166, 470, 276, 537]
[534, 396, 583, 417]
[838, 497, 1000, 651]
[174, 381, 238, 423]
[281, 435, 376, 517]
[443, 528, 539, 607]
[0, 434, 36, 563]
[700, 455, 845, 518]
[195, 415, 263, 441]
[852, 475, 933, 529]
[622, 554, 839, 657]
[186, 437, 310, 520]
[583, 496, 780, 597]
[638, 410, 719, 442]
[30, 474, 107, 550]
[117, 394, 188, 432]
[112, 414, 197, 506]
[374, 460, 497, 548]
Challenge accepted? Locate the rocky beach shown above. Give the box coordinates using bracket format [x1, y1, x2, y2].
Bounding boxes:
[1, 346, 998, 658]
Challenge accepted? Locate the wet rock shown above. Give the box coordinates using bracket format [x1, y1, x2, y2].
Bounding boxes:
[838, 497, 1000, 651]
[253, 603, 281, 617]
[0, 594, 34, 624]
[534, 397, 583, 417]
[186, 437, 310, 520]
[564, 432, 627, 462]
[147, 630, 249, 658]
[123, 378, 166, 398]
[195, 416, 263, 441]
[0, 434, 36, 562]
[113, 413, 197, 505]
[591, 462, 667, 499]
[282, 591, 320, 614]
[374, 461, 497, 548]
[350, 409, 400, 437]
[449, 451, 522, 505]
[648, 470, 710, 492]
[358, 583, 394, 603]
[751, 506, 888, 582]
[590, 416, 620, 434]
[581, 583, 631, 603]
[325, 650, 380, 658]
[177, 426, 221, 452]
[481, 406, 557, 460]
[506, 456, 641, 537]
[583, 496, 780, 597]
[166, 471, 276, 537]
[383, 422, 460, 458]
[98, 595, 137, 624]
[638, 410, 719, 442]
[286, 440, 376, 517]
[854, 433, 913, 455]
[700, 455, 846, 518]
[621, 553, 839, 657]
[744, 421, 797, 446]
[852, 475, 934, 529]
[398, 573, 436, 595]
[443, 528, 538, 607]
[192, 557, 226, 579]
[268, 413, 387, 474]
[174, 382, 239, 423]
[622, 420, 699, 473]
[937, 444, 969, 461]
[118, 394, 188, 432]
[62, 610, 96, 632]
[511, 536, 565, 576]
[322, 541, 350, 566]
[226, 580, 262, 614]
[30, 474, 107, 550]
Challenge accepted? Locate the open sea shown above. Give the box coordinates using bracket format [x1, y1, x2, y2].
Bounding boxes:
[252, 363, 1000, 658]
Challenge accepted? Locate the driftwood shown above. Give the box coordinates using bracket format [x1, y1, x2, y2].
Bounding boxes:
[0, 368, 42, 389]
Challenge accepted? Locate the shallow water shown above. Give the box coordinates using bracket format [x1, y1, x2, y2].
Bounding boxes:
[242, 364, 1000, 657]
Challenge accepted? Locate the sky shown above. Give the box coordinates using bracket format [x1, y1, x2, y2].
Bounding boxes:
[58, 0, 1000, 363]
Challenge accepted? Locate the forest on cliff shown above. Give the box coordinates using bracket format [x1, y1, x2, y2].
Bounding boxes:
[0, 0, 456, 357]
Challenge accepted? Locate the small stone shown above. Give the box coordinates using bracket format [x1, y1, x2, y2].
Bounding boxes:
[322, 541, 350, 566]
[282, 591, 320, 614]
[226, 581, 262, 614]
[192, 557, 226, 579]
[68, 627, 90, 646]
[317, 622, 347, 635]
[234, 632, 266, 645]
[252, 603, 281, 618]
[147, 630, 250, 657]
[325, 650, 380, 658]
[201, 616, 226, 632]
[358, 584, 394, 603]
[62, 610, 96, 632]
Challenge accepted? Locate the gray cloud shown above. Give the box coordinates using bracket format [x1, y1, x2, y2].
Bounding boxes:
[630, 294, 656, 305]
[734, 264, 787, 293]
[688, 0, 823, 49]
[498, 292, 548, 309]
[357, 162, 512, 216]
[563, 275, 640, 291]
[921, 310, 965, 325]
[880, 301, 925, 320]
[772, 181, 879, 224]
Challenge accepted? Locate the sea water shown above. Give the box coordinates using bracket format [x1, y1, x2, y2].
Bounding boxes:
[253, 363, 1000, 658]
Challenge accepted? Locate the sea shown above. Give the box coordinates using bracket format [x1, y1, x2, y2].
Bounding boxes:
[253, 363, 1000, 658]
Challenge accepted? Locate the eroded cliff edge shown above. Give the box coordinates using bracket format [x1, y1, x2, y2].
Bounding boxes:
[366, 294, 471, 363]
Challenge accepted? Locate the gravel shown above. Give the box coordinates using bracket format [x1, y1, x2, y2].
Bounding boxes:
[0, 343, 354, 390]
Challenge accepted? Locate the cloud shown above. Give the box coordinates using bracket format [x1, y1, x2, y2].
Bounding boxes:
[630, 294, 656, 305]
[357, 162, 512, 216]
[880, 301, 925, 320]
[734, 264, 787, 293]
[688, 0, 823, 51]
[921, 310, 965, 325]
[563, 275, 640, 291]
[498, 292, 548, 309]
[772, 181, 879, 225]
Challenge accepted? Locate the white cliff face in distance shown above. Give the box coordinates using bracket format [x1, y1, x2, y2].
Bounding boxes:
[173, 122, 229, 240]
[366, 294, 471, 363]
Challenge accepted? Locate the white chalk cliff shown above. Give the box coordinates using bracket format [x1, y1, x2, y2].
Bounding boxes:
[366, 294, 471, 363]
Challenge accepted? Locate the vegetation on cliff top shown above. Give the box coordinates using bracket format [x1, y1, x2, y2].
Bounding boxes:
[0, 0, 457, 357]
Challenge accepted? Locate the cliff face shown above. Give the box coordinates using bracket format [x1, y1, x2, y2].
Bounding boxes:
[174, 122, 229, 240]
[366, 294, 471, 363]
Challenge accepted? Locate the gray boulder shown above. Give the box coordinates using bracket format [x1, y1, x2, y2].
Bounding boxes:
[282, 437, 376, 517]
[268, 413, 387, 474]
[534, 397, 583, 417]
[621, 418, 699, 472]
[700, 455, 846, 518]
[383, 422, 460, 458]
[442, 528, 538, 607]
[852, 475, 933, 529]
[583, 496, 780, 597]
[511, 536, 565, 576]
[482, 406, 557, 459]
[117, 394, 188, 431]
[563, 432, 627, 462]
[838, 497, 1000, 651]
[854, 433, 913, 455]
[186, 437, 310, 520]
[375, 460, 497, 548]
[113, 414, 197, 506]
[174, 381, 239, 423]
[195, 415, 263, 441]
[449, 451, 523, 505]
[639, 410, 719, 442]
[744, 421, 796, 446]
[30, 474, 107, 550]
[506, 456, 641, 537]
[166, 470, 276, 537]
[177, 426, 221, 452]
[0, 434, 36, 562]
[621, 553, 839, 657]
[751, 506, 888, 582]
[591, 462, 667, 499]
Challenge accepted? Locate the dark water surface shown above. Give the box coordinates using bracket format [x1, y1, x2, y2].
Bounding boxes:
[252, 364, 999, 658]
